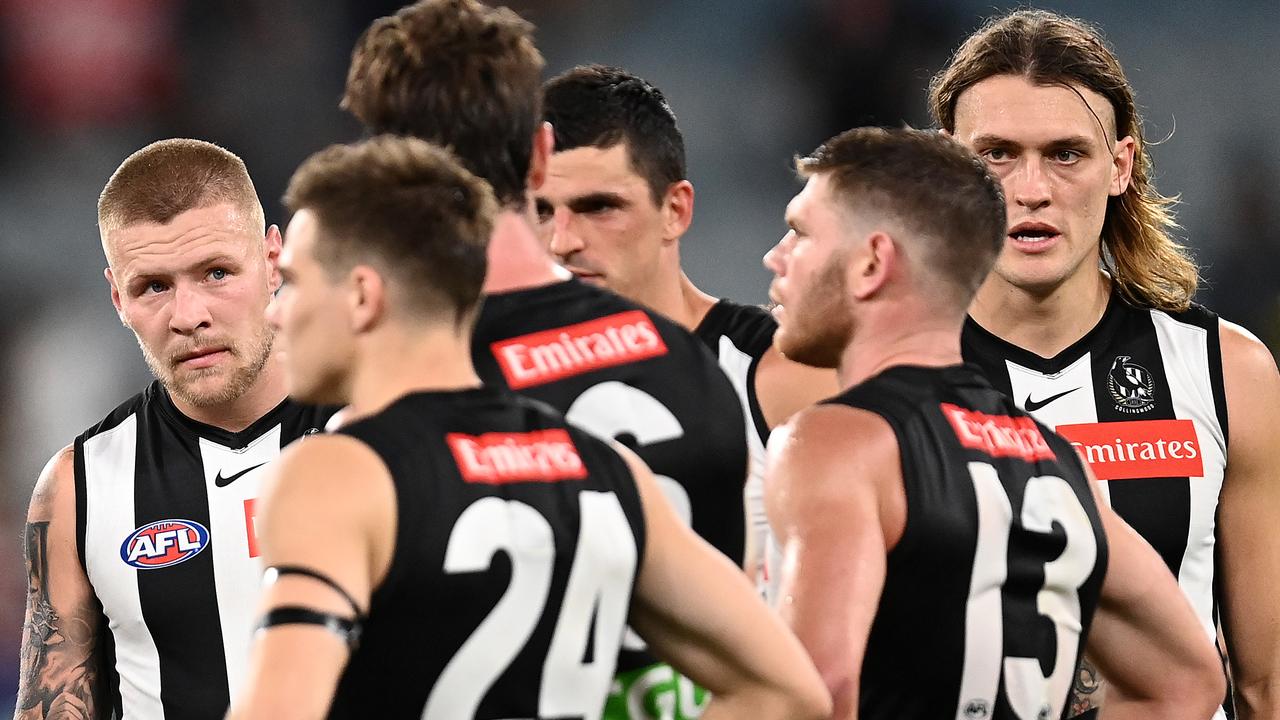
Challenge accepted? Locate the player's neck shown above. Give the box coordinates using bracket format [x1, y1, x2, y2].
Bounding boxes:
[482, 208, 570, 294]
[344, 325, 482, 422]
[968, 268, 1112, 359]
[170, 354, 289, 432]
[837, 315, 964, 391]
[641, 271, 717, 331]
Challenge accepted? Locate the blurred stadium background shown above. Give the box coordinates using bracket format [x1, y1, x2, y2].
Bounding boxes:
[1, 0, 1276, 705]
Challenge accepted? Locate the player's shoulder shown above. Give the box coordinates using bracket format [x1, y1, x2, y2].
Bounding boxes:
[28, 443, 77, 519]
[1217, 317, 1278, 377]
[696, 298, 777, 355]
[263, 433, 389, 514]
[1156, 299, 1277, 381]
[75, 382, 158, 442]
[771, 403, 897, 479]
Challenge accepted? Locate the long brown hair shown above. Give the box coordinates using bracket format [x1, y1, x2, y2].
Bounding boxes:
[928, 9, 1198, 311]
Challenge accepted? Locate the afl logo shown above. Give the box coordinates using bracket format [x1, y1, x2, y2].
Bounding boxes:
[962, 699, 989, 719]
[1108, 355, 1156, 413]
[120, 519, 209, 570]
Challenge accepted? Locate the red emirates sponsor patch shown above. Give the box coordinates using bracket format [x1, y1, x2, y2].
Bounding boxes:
[1055, 419, 1203, 480]
[941, 402, 1056, 463]
[490, 311, 668, 389]
[447, 429, 588, 484]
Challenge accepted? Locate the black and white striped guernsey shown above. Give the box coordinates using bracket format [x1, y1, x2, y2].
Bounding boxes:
[963, 291, 1229, 720]
[831, 364, 1107, 720]
[693, 299, 776, 590]
[73, 381, 334, 719]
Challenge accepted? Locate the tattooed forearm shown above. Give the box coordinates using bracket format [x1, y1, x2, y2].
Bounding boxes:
[1068, 659, 1105, 717]
[16, 520, 101, 720]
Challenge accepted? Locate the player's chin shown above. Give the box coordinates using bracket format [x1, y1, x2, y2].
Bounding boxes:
[286, 368, 348, 407]
[775, 331, 841, 370]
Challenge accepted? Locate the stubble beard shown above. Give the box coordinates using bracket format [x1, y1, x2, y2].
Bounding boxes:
[139, 325, 276, 409]
[778, 257, 853, 370]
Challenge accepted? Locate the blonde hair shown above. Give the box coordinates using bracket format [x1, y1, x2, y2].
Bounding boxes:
[98, 138, 264, 242]
[928, 9, 1198, 311]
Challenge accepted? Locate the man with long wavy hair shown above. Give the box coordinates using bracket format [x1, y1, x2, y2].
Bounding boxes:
[931, 9, 1280, 719]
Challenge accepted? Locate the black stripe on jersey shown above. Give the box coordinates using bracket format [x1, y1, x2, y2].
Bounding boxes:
[1204, 314, 1229, 446]
[74, 435, 89, 573]
[745, 353, 770, 443]
[1091, 310, 1190, 577]
[133, 408, 229, 718]
[695, 300, 777, 444]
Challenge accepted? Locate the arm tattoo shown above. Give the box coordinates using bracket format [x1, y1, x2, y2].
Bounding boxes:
[1068, 658, 1105, 717]
[16, 520, 103, 720]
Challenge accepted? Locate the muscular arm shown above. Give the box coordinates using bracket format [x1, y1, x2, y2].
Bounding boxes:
[16, 446, 107, 720]
[766, 406, 904, 720]
[227, 435, 395, 720]
[1080, 465, 1225, 720]
[617, 445, 830, 720]
[1216, 321, 1280, 718]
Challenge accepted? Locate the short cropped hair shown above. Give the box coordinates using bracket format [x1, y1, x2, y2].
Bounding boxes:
[284, 136, 495, 325]
[542, 64, 687, 205]
[797, 127, 1006, 303]
[98, 138, 265, 239]
[342, 0, 543, 208]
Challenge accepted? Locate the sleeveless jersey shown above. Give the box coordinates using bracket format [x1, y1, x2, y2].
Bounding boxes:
[74, 381, 334, 719]
[327, 388, 646, 719]
[830, 365, 1108, 720]
[693, 299, 775, 590]
[473, 279, 747, 718]
[962, 294, 1229, 720]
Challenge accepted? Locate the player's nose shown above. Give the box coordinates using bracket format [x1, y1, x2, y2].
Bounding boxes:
[169, 284, 213, 334]
[546, 209, 585, 258]
[763, 231, 793, 275]
[1009, 157, 1052, 210]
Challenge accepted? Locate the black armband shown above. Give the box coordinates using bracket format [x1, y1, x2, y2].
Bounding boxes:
[257, 605, 363, 650]
[257, 564, 368, 650]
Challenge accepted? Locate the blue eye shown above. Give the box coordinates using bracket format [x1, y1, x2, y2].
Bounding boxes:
[209, 268, 228, 281]
[147, 281, 168, 294]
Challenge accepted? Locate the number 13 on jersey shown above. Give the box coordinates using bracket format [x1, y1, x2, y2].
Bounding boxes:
[957, 462, 1098, 720]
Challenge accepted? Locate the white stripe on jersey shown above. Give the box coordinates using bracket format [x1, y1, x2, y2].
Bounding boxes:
[82, 415, 165, 719]
[714, 335, 769, 591]
[198, 427, 281, 704]
[1150, 311, 1227, 642]
[1001, 354, 1111, 505]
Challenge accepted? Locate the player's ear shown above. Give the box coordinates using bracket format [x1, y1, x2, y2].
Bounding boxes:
[526, 121, 554, 192]
[662, 180, 694, 244]
[348, 265, 385, 333]
[849, 231, 896, 300]
[264, 224, 284, 293]
[1110, 135, 1136, 197]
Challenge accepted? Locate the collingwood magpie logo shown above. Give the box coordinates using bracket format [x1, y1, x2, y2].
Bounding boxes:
[1108, 355, 1155, 413]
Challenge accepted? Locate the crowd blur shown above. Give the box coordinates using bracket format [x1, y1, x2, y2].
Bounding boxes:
[1, 0, 1275, 704]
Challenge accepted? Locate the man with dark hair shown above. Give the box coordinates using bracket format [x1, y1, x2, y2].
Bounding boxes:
[765, 125, 1224, 720]
[228, 135, 829, 720]
[341, 2, 772, 718]
[15, 139, 335, 719]
[930, 9, 1280, 718]
[535, 64, 836, 601]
